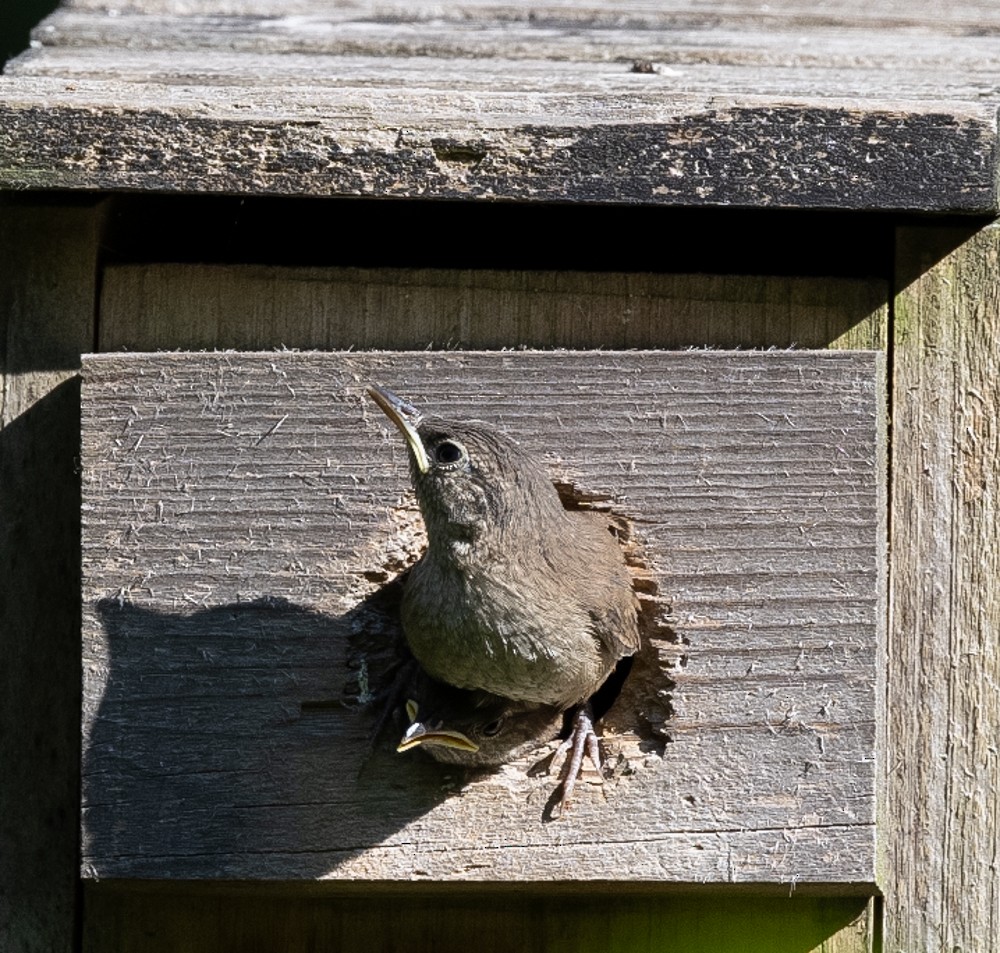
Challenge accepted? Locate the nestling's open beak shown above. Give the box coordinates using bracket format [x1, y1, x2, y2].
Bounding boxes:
[397, 701, 480, 754]
[367, 385, 431, 474]
[397, 720, 480, 754]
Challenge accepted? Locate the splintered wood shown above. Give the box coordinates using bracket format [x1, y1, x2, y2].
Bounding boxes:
[80, 351, 884, 887]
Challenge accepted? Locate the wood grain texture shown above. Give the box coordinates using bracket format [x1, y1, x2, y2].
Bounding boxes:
[887, 224, 1000, 950]
[81, 350, 884, 886]
[0, 199, 102, 953]
[20, 15, 1000, 83]
[98, 264, 888, 352]
[0, 2, 996, 209]
[53, 0, 1000, 28]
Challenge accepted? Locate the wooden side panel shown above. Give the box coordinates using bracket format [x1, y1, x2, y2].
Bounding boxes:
[0, 199, 102, 953]
[98, 264, 888, 351]
[80, 350, 884, 887]
[887, 224, 1000, 950]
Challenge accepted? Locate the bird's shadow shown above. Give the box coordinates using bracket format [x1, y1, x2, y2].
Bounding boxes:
[83, 581, 477, 879]
[83, 483, 677, 875]
[84, 574, 675, 874]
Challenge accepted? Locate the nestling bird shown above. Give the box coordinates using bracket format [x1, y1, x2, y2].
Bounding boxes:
[368, 384, 640, 806]
[396, 665, 563, 767]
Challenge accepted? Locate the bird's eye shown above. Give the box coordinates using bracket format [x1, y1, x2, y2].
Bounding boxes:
[434, 441, 465, 465]
[482, 717, 504, 737]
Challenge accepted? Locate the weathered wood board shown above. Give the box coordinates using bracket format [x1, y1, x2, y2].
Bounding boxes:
[1, 2, 997, 210]
[97, 265, 888, 352]
[81, 350, 884, 886]
[886, 224, 1000, 950]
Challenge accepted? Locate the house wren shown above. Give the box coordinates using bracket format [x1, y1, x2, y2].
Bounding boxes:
[369, 385, 640, 804]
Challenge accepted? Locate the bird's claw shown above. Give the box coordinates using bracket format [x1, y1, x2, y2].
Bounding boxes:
[549, 706, 603, 815]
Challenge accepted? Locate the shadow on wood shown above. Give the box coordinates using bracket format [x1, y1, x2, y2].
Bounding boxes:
[0, 377, 83, 948]
[85, 590, 473, 879]
[84, 545, 675, 874]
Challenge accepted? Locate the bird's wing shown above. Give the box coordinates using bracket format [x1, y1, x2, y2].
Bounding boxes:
[569, 512, 642, 659]
[587, 588, 641, 658]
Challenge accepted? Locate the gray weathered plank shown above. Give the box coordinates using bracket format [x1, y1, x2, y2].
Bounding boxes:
[81, 349, 884, 885]
[52, 0, 1000, 27]
[1, 80, 989, 211]
[97, 265, 888, 351]
[19, 16, 1000, 84]
[886, 224, 1000, 950]
[0, 2, 996, 209]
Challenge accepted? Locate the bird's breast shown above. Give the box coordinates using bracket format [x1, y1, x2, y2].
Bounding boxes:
[401, 549, 609, 707]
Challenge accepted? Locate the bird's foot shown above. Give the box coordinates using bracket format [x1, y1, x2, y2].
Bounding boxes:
[549, 705, 603, 816]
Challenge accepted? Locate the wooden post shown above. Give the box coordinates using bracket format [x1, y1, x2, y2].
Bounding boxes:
[0, 198, 103, 953]
[888, 223, 1000, 950]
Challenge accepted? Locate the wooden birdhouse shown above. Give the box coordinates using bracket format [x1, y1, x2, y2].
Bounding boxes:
[2, 3, 998, 951]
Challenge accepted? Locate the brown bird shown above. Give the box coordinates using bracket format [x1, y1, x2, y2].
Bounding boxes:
[369, 384, 639, 806]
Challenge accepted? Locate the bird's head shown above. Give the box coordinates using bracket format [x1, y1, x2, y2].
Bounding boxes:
[368, 384, 566, 544]
[396, 674, 562, 766]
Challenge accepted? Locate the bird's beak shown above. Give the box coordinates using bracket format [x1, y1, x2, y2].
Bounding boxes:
[397, 720, 480, 754]
[367, 385, 431, 474]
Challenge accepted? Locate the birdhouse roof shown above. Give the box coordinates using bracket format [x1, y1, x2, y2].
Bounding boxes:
[1, 0, 998, 212]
